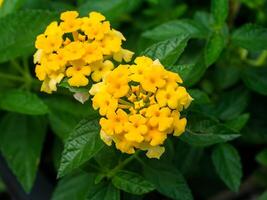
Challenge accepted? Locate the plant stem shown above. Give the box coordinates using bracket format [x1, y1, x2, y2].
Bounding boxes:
[0, 72, 25, 82]
[107, 151, 140, 178]
[10, 60, 25, 75]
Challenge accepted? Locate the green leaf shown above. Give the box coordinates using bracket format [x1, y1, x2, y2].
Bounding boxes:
[242, 66, 267, 96]
[0, 10, 58, 63]
[0, 89, 48, 115]
[112, 170, 155, 195]
[142, 35, 189, 66]
[45, 96, 97, 140]
[86, 182, 120, 200]
[94, 146, 119, 170]
[142, 160, 193, 200]
[167, 55, 206, 87]
[142, 19, 208, 41]
[0, 0, 26, 18]
[0, 177, 5, 193]
[52, 171, 96, 200]
[215, 88, 249, 121]
[188, 89, 211, 104]
[174, 141, 204, 175]
[256, 149, 267, 166]
[225, 113, 250, 131]
[79, 0, 141, 22]
[211, 0, 229, 26]
[204, 32, 226, 67]
[194, 11, 215, 30]
[212, 144, 242, 192]
[232, 24, 267, 51]
[181, 113, 240, 147]
[213, 64, 241, 90]
[0, 113, 46, 192]
[258, 190, 267, 200]
[58, 119, 104, 177]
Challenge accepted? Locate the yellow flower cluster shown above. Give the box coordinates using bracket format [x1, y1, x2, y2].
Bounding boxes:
[90, 56, 193, 159]
[34, 11, 192, 159]
[34, 11, 133, 93]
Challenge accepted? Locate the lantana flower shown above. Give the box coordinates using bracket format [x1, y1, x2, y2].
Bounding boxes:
[90, 56, 193, 159]
[34, 11, 134, 93]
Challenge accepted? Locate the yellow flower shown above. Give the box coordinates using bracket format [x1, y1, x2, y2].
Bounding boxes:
[44, 21, 63, 36]
[105, 65, 130, 98]
[35, 34, 63, 53]
[41, 52, 66, 72]
[114, 136, 135, 154]
[60, 11, 81, 33]
[87, 21, 110, 41]
[0, 0, 4, 7]
[91, 60, 114, 82]
[90, 56, 192, 158]
[89, 11, 105, 21]
[141, 65, 166, 92]
[165, 70, 183, 87]
[113, 48, 134, 63]
[92, 91, 118, 116]
[146, 125, 167, 146]
[83, 42, 103, 63]
[156, 86, 181, 109]
[97, 30, 122, 55]
[34, 10, 132, 93]
[100, 109, 128, 135]
[176, 86, 193, 110]
[146, 104, 173, 132]
[62, 41, 85, 61]
[89, 82, 106, 95]
[66, 65, 91, 87]
[40, 73, 64, 94]
[146, 146, 165, 159]
[35, 64, 47, 81]
[171, 111, 187, 136]
[125, 114, 147, 143]
[100, 130, 113, 146]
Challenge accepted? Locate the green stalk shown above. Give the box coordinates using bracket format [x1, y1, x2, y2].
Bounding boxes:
[106, 151, 140, 178]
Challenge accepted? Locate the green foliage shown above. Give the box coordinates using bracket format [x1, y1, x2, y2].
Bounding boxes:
[0, 10, 58, 63]
[188, 89, 211, 104]
[142, 35, 189, 66]
[111, 170, 155, 195]
[211, 0, 228, 26]
[142, 160, 193, 200]
[58, 119, 104, 177]
[212, 144, 242, 192]
[168, 57, 206, 87]
[258, 190, 267, 200]
[142, 19, 208, 40]
[232, 24, 267, 51]
[225, 113, 250, 131]
[0, 0, 267, 199]
[78, 0, 141, 22]
[86, 182, 120, 200]
[181, 113, 240, 147]
[45, 96, 97, 140]
[0, 0, 26, 18]
[52, 172, 96, 200]
[0, 89, 48, 115]
[204, 31, 226, 66]
[256, 149, 267, 166]
[242, 67, 267, 95]
[0, 113, 46, 192]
